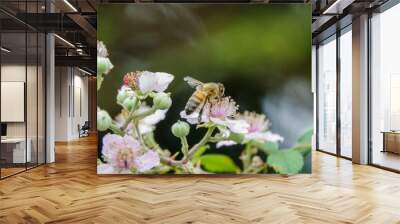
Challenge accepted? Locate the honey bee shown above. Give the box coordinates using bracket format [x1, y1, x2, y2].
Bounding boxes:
[183, 76, 225, 116]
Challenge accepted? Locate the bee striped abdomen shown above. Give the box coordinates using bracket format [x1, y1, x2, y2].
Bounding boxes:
[185, 90, 206, 114]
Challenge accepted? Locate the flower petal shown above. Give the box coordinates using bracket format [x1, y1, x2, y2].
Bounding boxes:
[225, 119, 249, 134]
[138, 71, 158, 93]
[135, 150, 160, 172]
[180, 110, 200, 124]
[123, 135, 141, 151]
[154, 72, 174, 92]
[102, 134, 124, 157]
[142, 109, 167, 125]
[216, 140, 237, 148]
[245, 131, 284, 142]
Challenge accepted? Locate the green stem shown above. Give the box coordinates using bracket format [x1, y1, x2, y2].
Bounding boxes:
[121, 100, 139, 131]
[180, 137, 189, 158]
[133, 120, 149, 151]
[109, 122, 123, 135]
[160, 126, 216, 166]
[184, 126, 215, 163]
[133, 106, 157, 120]
[241, 144, 252, 171]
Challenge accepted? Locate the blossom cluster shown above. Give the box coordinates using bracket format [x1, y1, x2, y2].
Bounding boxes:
[96, 40, 311, 175]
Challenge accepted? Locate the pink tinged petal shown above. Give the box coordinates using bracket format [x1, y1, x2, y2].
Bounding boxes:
[154, 72, 174, 92]
[264, 132, 284, 142]
[216, 140, 237, 148]
[245, 132, 284, 142]
[97, 163, 114, 174]
[123, 135, 141, 152]
[102, 134, 124, 158]
[209, 117, 227, 126]
[135, 150, 160, 172]
[225, 119, 249, 134]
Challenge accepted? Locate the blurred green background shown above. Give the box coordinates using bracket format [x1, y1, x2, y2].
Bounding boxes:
[98, 4, 312, 168]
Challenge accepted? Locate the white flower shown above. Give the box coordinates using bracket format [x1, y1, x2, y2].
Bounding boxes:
[123, 71, 174, 93]
[134, 150, 160, 172]
[115, 103, 167, 135]
[138, 71, 174, 93]
[238, 111, 283, 143]
[245, 131, 284, 142]
[137, 104, 167, 134]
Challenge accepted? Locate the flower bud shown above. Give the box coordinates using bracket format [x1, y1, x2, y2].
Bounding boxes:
[153, 92, 172, 110]
[97, 109, 112, 131]
[117, 86, 135, 105]
[97, 57, 113, 75]
[171, 121, 190, 138]
[123, 96, 137, 111]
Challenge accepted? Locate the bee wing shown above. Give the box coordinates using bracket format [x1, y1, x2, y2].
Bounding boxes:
[184, 76, 204, 89]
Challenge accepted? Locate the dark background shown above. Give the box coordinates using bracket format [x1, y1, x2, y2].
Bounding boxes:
[97, 4, 312, 166]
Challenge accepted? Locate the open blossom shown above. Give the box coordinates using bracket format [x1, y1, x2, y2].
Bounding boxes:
[180, 97, 249, 134]
[134, 150, 160, 173]
[102, 134, 141, 171]
[102, 134, 160, 173]
[115, 103, 167, 135]
[238, 111, 284, 143]
[123, 71, 174, 93]
[137, 104, 167, 134]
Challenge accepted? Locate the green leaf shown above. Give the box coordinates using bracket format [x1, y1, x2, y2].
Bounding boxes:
[192, 145, 209, 163]
[252, 141, 279, 155]
[293, 144, 312, 156]
[297, 128, 313, 145]
[200, 154, 240, 173]
[267, 149, 304, 174]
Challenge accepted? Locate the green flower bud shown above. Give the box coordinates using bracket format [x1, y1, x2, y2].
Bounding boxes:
[117, 87, 136, 105]
[171, 121, 190, 138]
[97, 109, 112, 131]
[153, 92, 172, 110]
[122, 96, 137, 111]
[97, 57, 113, 75]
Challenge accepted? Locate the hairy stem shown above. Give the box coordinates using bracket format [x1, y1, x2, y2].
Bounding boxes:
[133, 120, 149, 151]
[184, 126, 215, 163]
[240, 144, 253, 171]
[109, 122, 124, 135]
[121, 100, 139, 131]
[133, 106, 157, 120]
[160, 126, 216, 166]
[180, 137, 189, 158]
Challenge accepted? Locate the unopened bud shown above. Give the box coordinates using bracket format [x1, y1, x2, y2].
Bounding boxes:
[153, 92, 172, 110]
[171, 121, 190, 138]
[97, 109, 112, 131]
